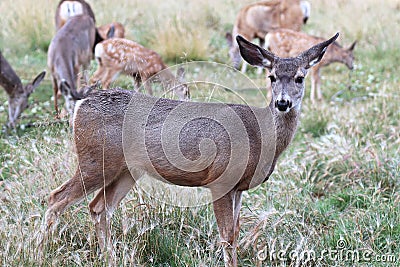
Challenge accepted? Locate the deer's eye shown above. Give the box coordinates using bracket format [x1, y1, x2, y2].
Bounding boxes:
[295, 76, 304, 84]
[268, 75, 276, 83]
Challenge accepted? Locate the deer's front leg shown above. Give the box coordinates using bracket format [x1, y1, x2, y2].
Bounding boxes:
[212, 189, 243, 267]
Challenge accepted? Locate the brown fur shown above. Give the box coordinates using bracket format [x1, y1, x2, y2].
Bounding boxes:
[96, 22, 125, 40]
[228, 0, 306, 70]
[90, 38, 190, 100]
[44, 33, 339, 266]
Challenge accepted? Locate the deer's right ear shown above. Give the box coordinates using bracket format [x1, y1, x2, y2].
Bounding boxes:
[301, 32, 339, 69]
[26, 71, 46, 94]
[236, 35, 275, 69]
[107, 24, 115, 39]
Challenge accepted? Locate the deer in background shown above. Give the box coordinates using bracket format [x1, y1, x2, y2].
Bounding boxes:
[265, 28, 356, 103]
[0, 51, 46, 128]
[55, 0, 119, 55]
[44, 31, 338, 266]
[226, 0, 310, 72]
[97, 22, 125, 40]
[90, 38, 190, 101]
[48, 14, 96, 115]
[55, 0, 95, 30]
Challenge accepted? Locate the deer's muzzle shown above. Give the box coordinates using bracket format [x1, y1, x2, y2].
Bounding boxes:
[275, 99, 292, 112]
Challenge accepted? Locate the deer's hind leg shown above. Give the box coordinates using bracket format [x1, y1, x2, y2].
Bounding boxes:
[89, 171, 136, 252]
[45, 169, 105, 229]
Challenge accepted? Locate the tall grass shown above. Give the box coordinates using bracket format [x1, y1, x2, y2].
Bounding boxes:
[0, 0, 54, 52]
[0, 0, 399, 266]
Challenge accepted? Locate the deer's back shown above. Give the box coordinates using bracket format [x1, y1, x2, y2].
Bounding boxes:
[48, 15, 95, 73]
[266, 29, 323, 57]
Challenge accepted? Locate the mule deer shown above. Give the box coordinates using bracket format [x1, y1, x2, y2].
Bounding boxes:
[48, 14, 96, 115]
[44, 33, 338, 266]
[55, 0, 95, 30]
[265, 28, 356, 103]
[0, 51, 46, 128]
[90, 38, 190, 100]
[55, 0, 116, 55]
[227, 0, 310, 71]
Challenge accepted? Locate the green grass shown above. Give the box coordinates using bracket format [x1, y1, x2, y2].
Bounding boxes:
[1, 0, 400, 266]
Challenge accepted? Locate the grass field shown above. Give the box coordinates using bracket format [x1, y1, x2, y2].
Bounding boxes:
[0, 0, 399, 266]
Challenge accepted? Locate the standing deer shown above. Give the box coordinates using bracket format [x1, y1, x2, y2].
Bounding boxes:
[55, 0, 116, 55]
[44, 33, 339, 266]
[47, 14, 96, 115]
[90, 38, 190, 100]
[0, 51, 46, 128]
[227, 0, 310, 72]
[265, 28, 356, 103]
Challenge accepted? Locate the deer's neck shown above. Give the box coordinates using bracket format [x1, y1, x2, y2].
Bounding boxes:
[157, 67, 176, 89]
[322, 45, 345, 67]
[158, 68, 177, 90]
[0, 61, 23, 97]
[0, 77, 22, 97]
[268, 101, 301, 172]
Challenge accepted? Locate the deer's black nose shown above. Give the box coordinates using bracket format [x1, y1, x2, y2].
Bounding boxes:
[275, 99, 292, 112]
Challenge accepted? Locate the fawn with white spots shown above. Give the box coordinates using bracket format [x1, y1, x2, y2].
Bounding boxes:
[91, 38, 190, 100]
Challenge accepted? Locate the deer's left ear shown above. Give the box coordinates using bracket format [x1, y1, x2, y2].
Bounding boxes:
[348, 41, 357, 51]
[300, 32, 339, 69]
[236, 35, 276, 70]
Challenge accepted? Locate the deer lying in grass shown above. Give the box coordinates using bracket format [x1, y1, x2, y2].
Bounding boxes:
[44, 32, 338, 266]
[265, 28, 356, 103]
[90, 38, 190, 100]
[227, 0, 310, 71]
[48, 14, 96, 115]
[55, 0, 95, 30]
[0, 52, 46, 128]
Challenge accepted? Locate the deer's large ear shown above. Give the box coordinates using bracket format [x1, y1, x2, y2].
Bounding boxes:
[348, 40, 357, 51]
[107, 24, 115, 39]
[300, 32, 339, 69]
[236, 35, 276, 70]
[26, 71, 46, 95]
[60, 79, 84, 100]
